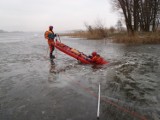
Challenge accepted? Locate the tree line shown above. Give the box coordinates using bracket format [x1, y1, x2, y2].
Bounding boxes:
[112, 0, 160, 34]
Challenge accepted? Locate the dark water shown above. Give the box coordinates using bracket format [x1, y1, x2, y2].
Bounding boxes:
[0, 32, 160, 120]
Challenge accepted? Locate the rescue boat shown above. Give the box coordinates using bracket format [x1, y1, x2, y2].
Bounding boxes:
[53, 40, 108, 65]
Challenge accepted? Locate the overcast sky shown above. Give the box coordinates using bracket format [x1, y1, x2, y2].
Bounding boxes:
[0, 0, 119, 32]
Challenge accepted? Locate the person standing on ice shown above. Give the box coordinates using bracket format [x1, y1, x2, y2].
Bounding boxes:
[44, 26, 57, 59]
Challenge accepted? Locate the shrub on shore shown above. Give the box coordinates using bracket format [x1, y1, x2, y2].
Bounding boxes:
[62, 24, 160, 44]
[63, 28, 111, 39]
[62, 20, 110, 39]
[112, 32, 160, 44]
[62, 29, 108, 39]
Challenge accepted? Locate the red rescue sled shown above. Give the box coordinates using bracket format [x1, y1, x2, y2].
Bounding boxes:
[53, 40, 108, 65]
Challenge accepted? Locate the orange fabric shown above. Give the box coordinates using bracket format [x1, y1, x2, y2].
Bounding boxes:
[44, 30, 55, 52]
[71, 48, 80, 55]
[48, 39, 54, 45]
[91, 55, 103, 64]
[48, 40, 55, 52]
[44, 30, 54, 39]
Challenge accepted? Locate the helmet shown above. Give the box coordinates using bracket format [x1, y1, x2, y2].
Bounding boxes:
[49, 26, 53, 29]
[92, 52, 97, 56]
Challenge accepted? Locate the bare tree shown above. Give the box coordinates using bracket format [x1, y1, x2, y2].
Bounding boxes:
[84, 22, 93, 34]
[151, 0, 160, 31]
[112, 0, 134, 34]
[111, 0, 160, 33]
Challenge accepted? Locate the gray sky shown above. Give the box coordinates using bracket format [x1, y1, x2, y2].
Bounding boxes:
[0, 0, 118, 32]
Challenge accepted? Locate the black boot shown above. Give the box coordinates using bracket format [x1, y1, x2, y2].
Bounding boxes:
[52, 55, 55, 59]
[50, 53, 52, 59]
[50, 53, 55, 59]
[50, 59, 55, 65]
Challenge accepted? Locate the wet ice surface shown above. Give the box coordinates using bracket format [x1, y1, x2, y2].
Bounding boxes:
[0, 33, 160, 120]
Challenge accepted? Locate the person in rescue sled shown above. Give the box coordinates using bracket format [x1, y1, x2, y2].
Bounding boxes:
[44, 26, 57, 59]
[89, 52, 104, 64]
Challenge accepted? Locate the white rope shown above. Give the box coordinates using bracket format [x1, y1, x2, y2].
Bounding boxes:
[97, 83, 101, 119]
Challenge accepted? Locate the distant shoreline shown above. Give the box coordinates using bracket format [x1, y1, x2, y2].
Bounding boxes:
[0, 29, 25, 33]
[0, 30, 8, 33]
